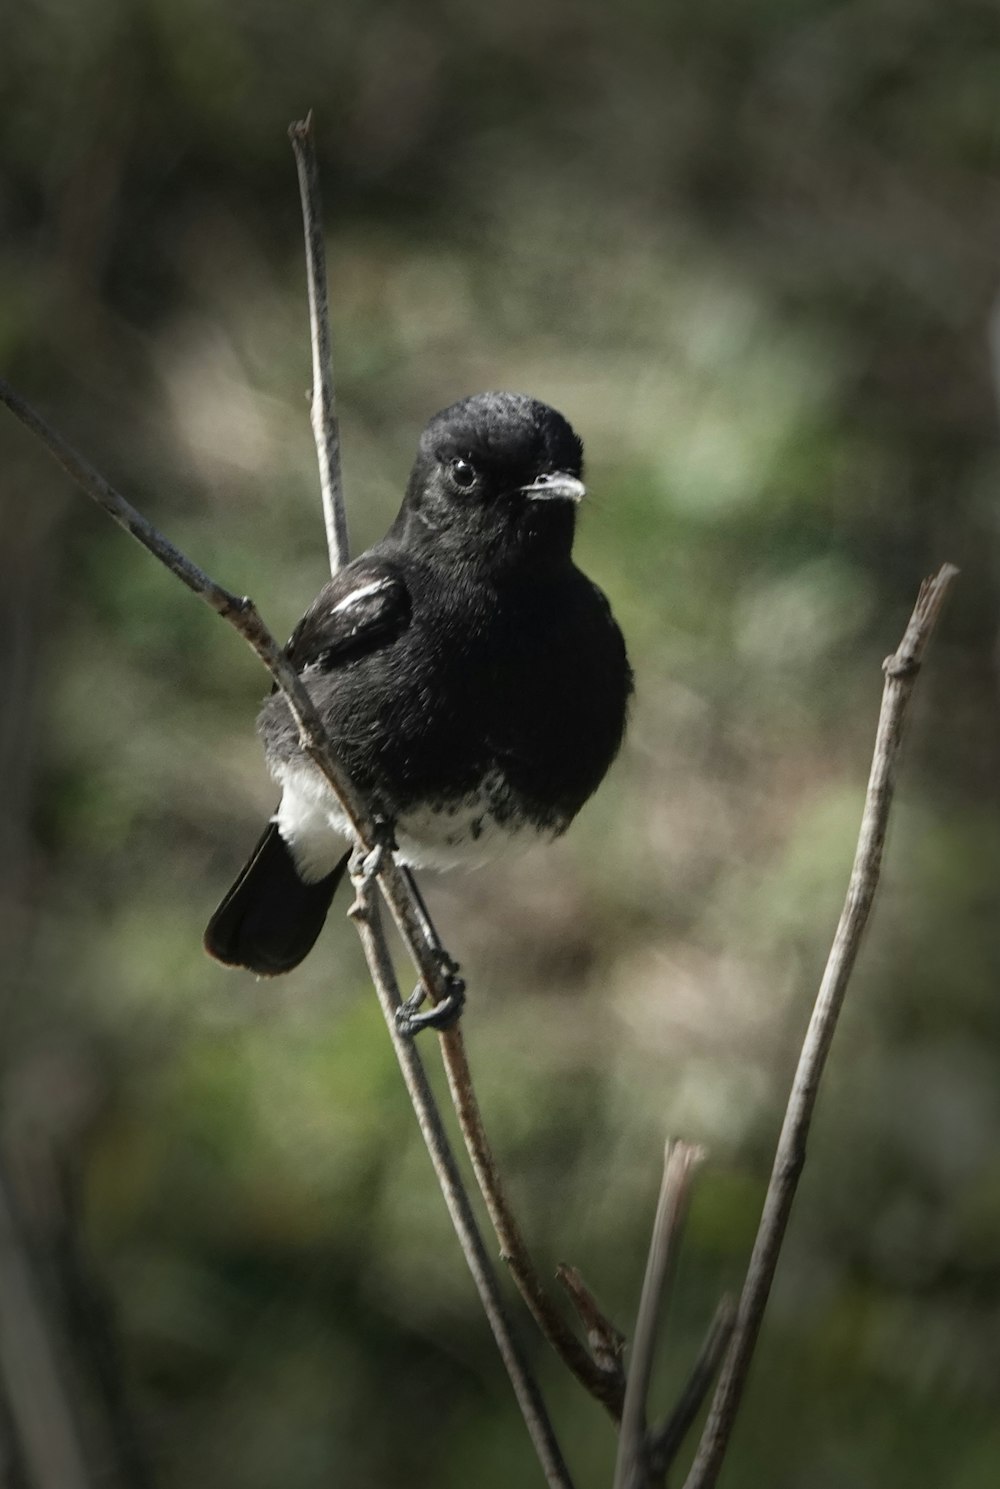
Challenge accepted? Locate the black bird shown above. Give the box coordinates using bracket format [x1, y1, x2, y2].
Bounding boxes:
[204, 391, 632, 996]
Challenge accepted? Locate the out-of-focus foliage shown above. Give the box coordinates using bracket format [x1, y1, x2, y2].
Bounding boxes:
[2, 1, 1000, 1485]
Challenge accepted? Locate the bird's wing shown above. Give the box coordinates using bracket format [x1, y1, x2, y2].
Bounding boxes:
[285, 561, 412, 673]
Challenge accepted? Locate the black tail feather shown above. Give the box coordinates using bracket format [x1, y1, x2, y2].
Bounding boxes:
[204, 823, 349, 975]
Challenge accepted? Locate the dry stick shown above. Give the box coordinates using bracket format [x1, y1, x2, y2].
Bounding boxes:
[614, 1142, 705, 1489]
[0, 379, 446, 1011]
[682, 563, 959, 1489]
[646, 1297, 736, 1483]
[283, 120, 629, 1415]
[441, 1027, 627, 1418]
[348, 883, 575, 1489]
[396, 869, 626, 1411]
[288, 113, 349, 574]
[0, 376, 573, 1489]
[556, 1264, 627, 1377]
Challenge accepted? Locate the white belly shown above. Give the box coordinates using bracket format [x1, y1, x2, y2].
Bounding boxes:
[272, 762, 558, 883]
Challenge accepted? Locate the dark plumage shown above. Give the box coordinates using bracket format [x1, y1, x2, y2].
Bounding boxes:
[205, 391, 632, 977]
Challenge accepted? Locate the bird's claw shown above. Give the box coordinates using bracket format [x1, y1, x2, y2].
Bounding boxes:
[395, 963, 466, 1036]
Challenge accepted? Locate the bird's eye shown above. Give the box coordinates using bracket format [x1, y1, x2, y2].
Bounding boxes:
[449, 456, 477, 489]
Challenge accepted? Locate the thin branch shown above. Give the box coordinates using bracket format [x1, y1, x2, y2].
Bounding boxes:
[441, 1027, 627, 1418]
[0, 379, 249, 624]
[0, 389, 358, 826]
[0, 376, 448, 1016]
[614, 1141, 705, 1489]
[400, 869, 628, 1415]
[0, 377, 569, 1486]
[646, 1296, 736, 1482]
[682, 563, 959, 1489]
[288, 113, 349, 574]
[555, 1264, 627, 1378]
[347, 877, 576, 1489]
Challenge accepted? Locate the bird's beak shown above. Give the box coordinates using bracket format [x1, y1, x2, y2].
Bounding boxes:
[520, 472, 586, 504]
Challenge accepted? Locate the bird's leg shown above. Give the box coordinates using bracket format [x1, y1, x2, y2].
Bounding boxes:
[402, 867, 460, 973]
[349, 842, 464, 1034]
[395, 867, 465, 1036]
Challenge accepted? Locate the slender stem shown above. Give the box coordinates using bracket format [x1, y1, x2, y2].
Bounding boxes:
[348, 882, 575, 1489]
[400, 879, 627, 1413]
[288, 113, 349, 574]
[614, 1142, 704, 1489]
[0, 378, 247, 622]
[555, 1264, 627, 1378]
[682, 564, 959, 1489]
[0, 376, 447, 1008]
[400, 868, 625, 1413]
[646, 1296, 736, 1482]
[440, 1026, 627, 1418]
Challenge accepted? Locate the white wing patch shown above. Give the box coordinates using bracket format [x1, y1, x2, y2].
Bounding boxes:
[330, 577, 396, 616]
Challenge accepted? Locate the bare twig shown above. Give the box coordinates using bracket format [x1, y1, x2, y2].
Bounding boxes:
[556, 1264, 627, 1378]
[682, 563, 959, 1489]
[0, 377, 447, 1017]
[399, 870, 627, 1415]
[288, 113, 349, 574]
[0, 379, 250, 624]
[347, 876, 575, 1489]
[646, 1296, 736, 1482]
[441, 1028, 627, 1418]
[0, 1164, 92, 1489]
[614, 1141, 705, 1489]
[0, 377, 570, 1487]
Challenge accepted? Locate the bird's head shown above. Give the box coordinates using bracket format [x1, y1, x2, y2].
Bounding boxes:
[398, 392, 586, 567]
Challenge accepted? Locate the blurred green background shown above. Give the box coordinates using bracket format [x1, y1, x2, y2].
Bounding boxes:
[2, 1, 1000, 1485]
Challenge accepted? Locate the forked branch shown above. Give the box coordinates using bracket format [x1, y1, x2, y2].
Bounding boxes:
[441, 1027, 627, 1418]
